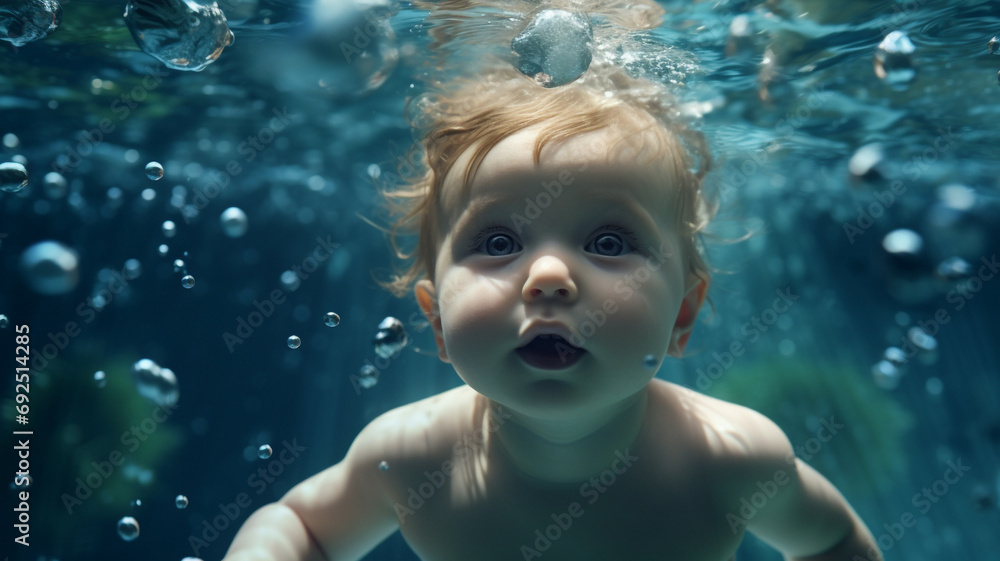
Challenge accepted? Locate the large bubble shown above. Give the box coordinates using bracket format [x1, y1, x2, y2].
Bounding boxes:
[20, 241, 80, 295]
[124, 0, 234, 71]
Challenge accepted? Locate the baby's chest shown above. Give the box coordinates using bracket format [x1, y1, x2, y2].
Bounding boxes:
[390, 462, 743, 561]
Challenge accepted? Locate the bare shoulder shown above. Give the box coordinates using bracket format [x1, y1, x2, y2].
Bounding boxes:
[651, 380, 796, 509]
[351, 384, 478, 468]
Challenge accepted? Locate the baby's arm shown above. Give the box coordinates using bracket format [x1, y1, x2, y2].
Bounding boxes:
[223, 418, 400, 561]
[734, 412, 883, 561]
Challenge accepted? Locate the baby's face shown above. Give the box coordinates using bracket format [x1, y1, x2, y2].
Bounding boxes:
[417, 123, 705, 419]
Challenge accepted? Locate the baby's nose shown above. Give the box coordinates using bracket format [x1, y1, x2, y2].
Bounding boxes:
[523, 256, 578, 302]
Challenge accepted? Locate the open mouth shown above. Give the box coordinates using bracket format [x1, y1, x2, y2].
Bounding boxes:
[516, 335, 586, 370]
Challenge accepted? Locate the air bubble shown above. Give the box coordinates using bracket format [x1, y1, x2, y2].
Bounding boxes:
[145, 161, 164, 180]
[175, 494, 189, 508]
[324, 312, 341, 327]
[1, 161, 29, 193]
[94, 370, 107, 388]
[162, 220, 177, 238]
[117, 516, 140, 541]
[373, 316, 407, 360]
[379, 460, 389, 471]
[132, 358, 179, 406]
[642, 354, 657, 370]
[181, 275, 195, 289]
[874, 31, 916, 88]
[220, 207, 248, 238]
[356, 363, 379, 389]
[287, 335, 301, 349]
[258, 444, 273, 459]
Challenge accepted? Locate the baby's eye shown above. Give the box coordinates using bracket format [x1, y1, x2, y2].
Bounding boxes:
[587, 226, 640, 256]
[471, 229, 521, 256]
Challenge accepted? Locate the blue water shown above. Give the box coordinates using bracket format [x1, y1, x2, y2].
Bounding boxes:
[1, 0, 999, 560]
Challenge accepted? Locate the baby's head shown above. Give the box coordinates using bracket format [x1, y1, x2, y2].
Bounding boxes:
[375, 65, 717, 414]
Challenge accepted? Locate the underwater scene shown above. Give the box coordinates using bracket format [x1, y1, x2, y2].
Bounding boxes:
[1, 0, 1000, 559]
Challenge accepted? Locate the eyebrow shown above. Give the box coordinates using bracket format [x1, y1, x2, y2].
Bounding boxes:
[452, 191, 661, 242]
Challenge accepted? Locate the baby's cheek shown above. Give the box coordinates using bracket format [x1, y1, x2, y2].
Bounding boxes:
[441, 286, 507, 354]
[597, 285, 676, 354]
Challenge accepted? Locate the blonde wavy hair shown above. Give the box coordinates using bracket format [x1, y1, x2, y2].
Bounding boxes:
[366, 63, 717, 307]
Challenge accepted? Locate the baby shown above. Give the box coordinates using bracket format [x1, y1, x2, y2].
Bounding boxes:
[222, 66, 882, 561]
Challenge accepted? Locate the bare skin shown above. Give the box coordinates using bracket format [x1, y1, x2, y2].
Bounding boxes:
[222, 122, 881, 561]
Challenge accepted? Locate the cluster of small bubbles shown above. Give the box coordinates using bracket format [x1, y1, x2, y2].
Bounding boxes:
[642, 354, 657, 370]
[324, 312, 341, 327]
[258, 444, 273, 459]
[0, 314, 8, 328]
[43, 171, 68, 199]
[220, 207, 248, 238]
[287, 335, 301, 349]
[117, 516, 140, 541]
[175, 494, 189, 509]
[373, 316, 407, 360]
[907, 326, 937, 351]
[94, 370, 107, 388]
[357, 363, 379, 389]
[20, 240, 80, 295]
[181, 275, 196, 289]
[173, 258, 186, 272]
[162, 220, 177, 238]
[158, 244, 169, 256]
[873, 30, 915, 88]
[281, 270, 301, 291]
[989, 36, 999, 55]
[1, 161, 29, 193]
[131, 358, 179, 406]
[936, 256, 972, 282]
[378, 460, 389, 471]
[871, 360, 902, 390]
[145, 161, 164, 180]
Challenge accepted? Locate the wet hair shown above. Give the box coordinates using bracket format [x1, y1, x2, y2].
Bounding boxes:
[367, 63, 717, 306]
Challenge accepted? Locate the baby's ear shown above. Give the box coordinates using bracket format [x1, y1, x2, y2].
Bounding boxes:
[667, 273, 709, 358]
[415, 279, 450, 363]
